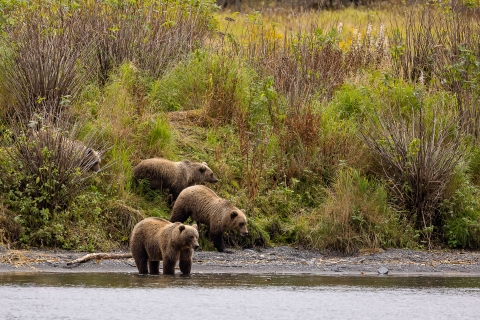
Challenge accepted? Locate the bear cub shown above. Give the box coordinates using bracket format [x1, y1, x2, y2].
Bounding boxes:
[130, 217, 199, 275]
[133, 158, 218, 203]
[170, 185, 248, 253]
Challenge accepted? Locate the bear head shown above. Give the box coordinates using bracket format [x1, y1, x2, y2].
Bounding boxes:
[82, 147, 102, 172]
[191, 161, 219, 184]
[174, 223, 200, 250]
[225, 209, 248, 236]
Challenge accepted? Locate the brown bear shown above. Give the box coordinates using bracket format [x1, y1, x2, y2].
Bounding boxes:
[133, 158, 218, 202]
[170, 185, 248, 253]
[130, 217, 199, 275]
[70, 140, 101, 172]
[81, 146, 101, 172]
[28, 128, 101, 172]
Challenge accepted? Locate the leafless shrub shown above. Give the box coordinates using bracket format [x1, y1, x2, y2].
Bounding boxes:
[361, 104, 465, 247]
[0, 5, 96, 123]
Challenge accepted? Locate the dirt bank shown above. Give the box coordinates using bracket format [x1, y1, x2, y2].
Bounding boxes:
[1, 246, 479, 276]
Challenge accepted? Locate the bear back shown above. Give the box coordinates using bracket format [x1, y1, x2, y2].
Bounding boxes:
[171, 185, 248, 236]
[132, 158, 177, 188]
[132, 158, 218, 200]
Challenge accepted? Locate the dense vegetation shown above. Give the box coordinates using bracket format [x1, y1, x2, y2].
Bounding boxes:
[1, 0, 480, 253]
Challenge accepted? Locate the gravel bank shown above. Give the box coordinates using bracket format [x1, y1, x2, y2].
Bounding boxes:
[1, 246, 479, 276]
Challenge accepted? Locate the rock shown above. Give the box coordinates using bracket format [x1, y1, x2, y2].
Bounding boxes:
[330, 265, 341, 272]
[377, 266, 389, 275]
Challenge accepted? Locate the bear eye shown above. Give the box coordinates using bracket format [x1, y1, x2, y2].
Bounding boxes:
[239, 222, 245, 227]
[190, 236, 194, 239]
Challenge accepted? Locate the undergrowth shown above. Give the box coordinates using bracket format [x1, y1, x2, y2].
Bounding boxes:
[1, 1, 480, 252]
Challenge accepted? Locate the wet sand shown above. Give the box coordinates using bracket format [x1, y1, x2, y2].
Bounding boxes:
[1, 246, 479, 276]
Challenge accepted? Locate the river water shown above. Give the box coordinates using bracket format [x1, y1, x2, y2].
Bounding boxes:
[1, 273, 479, 319]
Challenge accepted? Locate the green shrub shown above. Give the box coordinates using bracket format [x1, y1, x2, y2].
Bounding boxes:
[442, 171, 480, 249]
[297, 168, 415, 253]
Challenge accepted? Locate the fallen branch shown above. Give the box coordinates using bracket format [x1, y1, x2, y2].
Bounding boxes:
[67, 253, 132, 265]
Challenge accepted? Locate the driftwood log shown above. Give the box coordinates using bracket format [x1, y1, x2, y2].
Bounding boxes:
[66, 253, 132, 265]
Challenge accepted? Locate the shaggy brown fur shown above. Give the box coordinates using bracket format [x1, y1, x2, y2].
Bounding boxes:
[133, 158, 218, 202]
[130, 217, 199, 275]
[29, 128, 101, 172]
[170, 185, 248, 253]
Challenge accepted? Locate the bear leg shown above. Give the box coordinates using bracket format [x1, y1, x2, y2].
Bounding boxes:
[162, 258, 177, 275]
[134, 258, 149, 274]
[170, 207, 191, 223]
[170, 185, 182, 203]
[148, 260, 160, 275]
[132, 246, 149, 274]
[179, 249, 193, 274]
[210, 232, 226, 252]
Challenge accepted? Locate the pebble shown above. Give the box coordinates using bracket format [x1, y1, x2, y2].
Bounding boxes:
[377, 266, 389, 275]
[331, 266, 341, 272]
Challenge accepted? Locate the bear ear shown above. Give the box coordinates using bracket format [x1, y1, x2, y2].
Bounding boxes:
[230, 211, 238, 219]
[202, 162, 208, 166]
[192, 224, 198, 230]
[199, 165, 206, 173]
[241, 209, 246, 214]
[178, 225, 185, 232]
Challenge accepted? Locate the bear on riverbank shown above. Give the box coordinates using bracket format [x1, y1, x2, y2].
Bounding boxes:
[133, 158, 218, 203]
[130, 217, 199, 274]
[170, 185, 248, 253]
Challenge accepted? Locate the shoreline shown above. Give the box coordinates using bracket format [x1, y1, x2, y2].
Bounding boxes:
[1, 246, 480, 277]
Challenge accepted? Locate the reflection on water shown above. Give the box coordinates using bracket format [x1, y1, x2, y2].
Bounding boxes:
[1, 272, 480, 289]
[1, 273, 480, 319]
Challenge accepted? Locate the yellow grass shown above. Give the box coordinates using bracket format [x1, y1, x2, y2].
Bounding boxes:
[215, 6, 405, 47]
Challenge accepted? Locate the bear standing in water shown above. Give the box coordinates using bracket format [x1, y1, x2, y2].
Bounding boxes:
[130, 217, 199, 274]
[170, 185, 248, 253]
[133, 158, 218, 203]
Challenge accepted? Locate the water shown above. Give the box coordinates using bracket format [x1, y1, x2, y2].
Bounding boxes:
[1, 273, 480, 319]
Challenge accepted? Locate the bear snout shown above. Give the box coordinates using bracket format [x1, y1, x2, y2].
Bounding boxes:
[194, 244, 200, 251]
[91, 162, 101, 173]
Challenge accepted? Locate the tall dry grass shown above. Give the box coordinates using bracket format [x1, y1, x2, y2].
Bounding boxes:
[89, 0, 215, 83]
[394, 4, 480, 137]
